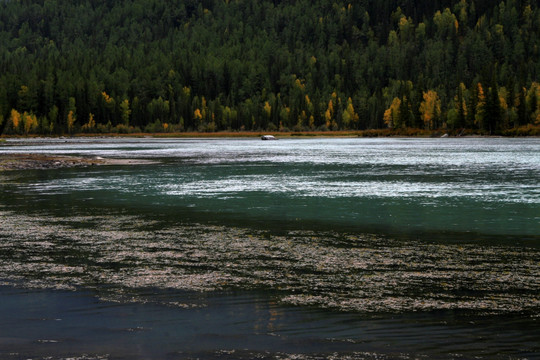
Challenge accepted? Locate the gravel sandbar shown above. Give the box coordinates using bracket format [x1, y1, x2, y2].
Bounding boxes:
[0, 154, 157, 171]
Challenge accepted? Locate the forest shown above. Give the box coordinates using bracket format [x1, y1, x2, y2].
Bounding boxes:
[0, 0, 539, 135]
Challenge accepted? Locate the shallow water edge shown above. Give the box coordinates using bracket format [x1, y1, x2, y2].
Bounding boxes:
[1, 285, 538, 360]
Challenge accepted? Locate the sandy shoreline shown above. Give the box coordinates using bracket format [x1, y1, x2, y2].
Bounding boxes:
[0, 154, 158, 171]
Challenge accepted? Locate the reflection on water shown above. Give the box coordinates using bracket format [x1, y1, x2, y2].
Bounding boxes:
[1, 286, 538, 359]
[1, 137, 539, 358]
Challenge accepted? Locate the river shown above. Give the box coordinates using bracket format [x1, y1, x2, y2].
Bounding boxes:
[0, 137, 538, 359]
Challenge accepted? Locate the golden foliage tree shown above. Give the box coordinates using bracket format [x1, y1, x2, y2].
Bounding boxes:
[325, 100, 333, 128]
[342, 97, 359, 128]
[81, 113, 96, 133]
[475, 83, 486, 128]
[193, 108, 203, 121]
[383, 97, 401, 128]
[10, 109, 21, 132]
[419, 90, 441, 129]
[101, 91, 113, 105]
[22, 112, 38, 134]
[67, 110, 76, 133]
[325, 92, 338, 130]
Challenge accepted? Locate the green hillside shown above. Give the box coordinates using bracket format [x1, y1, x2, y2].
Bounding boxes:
[1, 0, 539, 135]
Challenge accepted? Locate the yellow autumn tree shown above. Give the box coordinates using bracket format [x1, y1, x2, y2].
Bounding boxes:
[66, 97, 77, 134]
[193, 108, 203, 121]
[456, 82, 468, 115]
[498, 87, 509, 127]
[22, 112, 38, 134]
[200, 96, 208, 123]
[294, 78, 306, 91]
[475, 83, 486, 128]
[101, 91, 113, 104]
[308, 115, 315, 129]
[419, 90, 441, 129]
[342, 97, 359, 128]
[10, 109, 21, 132]
[325, 92, 338, 129]
[383, 97, 401, 128]
[325, 100, 333, 128]
[398, 16, 414, 41]
[67, 110, 76, 133]
[82, 113, 96, 133]
[192, 96, 208, 129]
[305, 94, 314, 117]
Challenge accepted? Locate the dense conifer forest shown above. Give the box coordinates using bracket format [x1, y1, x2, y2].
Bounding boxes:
[1, 0, 539, 135]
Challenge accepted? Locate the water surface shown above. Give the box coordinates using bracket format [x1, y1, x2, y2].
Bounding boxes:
[0, 137, 538, 359]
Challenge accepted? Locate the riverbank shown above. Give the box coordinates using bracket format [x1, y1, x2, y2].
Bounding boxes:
[2, 125, 540, 139]
[0, 154, 102, 171]
[0, 154, 157, 171]
[1, 130, 363, 139]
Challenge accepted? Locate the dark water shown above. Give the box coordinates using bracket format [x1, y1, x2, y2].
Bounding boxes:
[0, 137, 539, 359]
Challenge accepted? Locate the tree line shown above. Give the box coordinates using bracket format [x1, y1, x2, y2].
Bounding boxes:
[0, 0, 539, 135]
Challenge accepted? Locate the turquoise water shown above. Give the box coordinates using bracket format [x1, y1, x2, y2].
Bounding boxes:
[0, 137, 539, 359]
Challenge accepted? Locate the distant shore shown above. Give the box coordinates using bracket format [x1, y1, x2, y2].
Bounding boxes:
[2, 126, 539, 139]
[1, 130, 370, 139]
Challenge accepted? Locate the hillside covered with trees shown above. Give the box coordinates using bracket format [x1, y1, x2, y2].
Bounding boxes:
[1, 0, 540, 135]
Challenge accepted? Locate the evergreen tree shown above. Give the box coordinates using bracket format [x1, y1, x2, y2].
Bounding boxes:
[0, 0, 538, 135]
